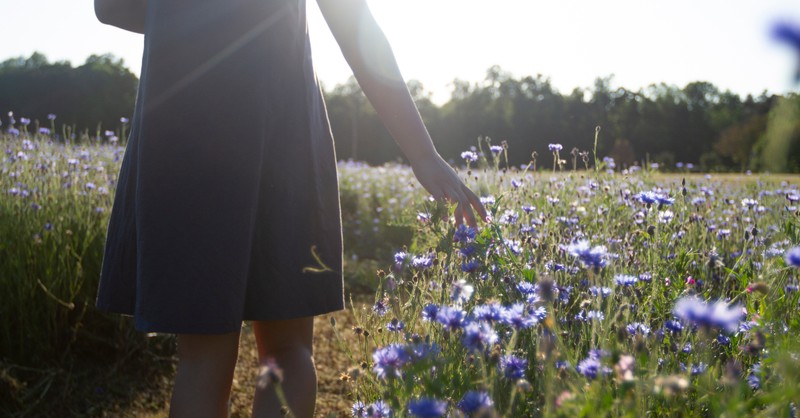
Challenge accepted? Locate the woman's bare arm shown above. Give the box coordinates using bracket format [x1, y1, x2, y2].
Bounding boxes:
[317, 0, 488, 227]
[94, 0, 147, 34]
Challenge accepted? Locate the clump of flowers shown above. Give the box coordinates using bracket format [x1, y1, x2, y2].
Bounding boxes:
[672, 296, 745, 334]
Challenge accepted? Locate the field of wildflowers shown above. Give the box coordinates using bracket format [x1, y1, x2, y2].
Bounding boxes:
[2, 116, 800, 416]
[335, 144, 800, 417]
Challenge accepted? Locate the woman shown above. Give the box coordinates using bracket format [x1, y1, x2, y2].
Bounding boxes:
[93, 0, 486, 416]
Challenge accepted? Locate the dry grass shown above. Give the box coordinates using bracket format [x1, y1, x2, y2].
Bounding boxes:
[92, 298, 365, 418]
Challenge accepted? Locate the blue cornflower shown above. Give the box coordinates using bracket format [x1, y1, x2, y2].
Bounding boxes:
[586, 310, 604, 321]
[664, 320, 684, 333]
[461, 321, 499, 352]
[673, 295, 744, 333]
[786, 246, 800, 267]
[548, 143, 563, 152]
[461, 151, 478, 163]
[576, 355, 610, 380]
[499, 210, 518, 224]
[436, 306, 467, 331]
[372, 299, 389, 316]
[352, 401, 367, 417]
[459, 244, 477, 258]
[408, 342, 440, 361]
[471, 303, 504, 322]
[690, 362, 708, 376]
[747, 363, 761, 390]
[454, 224, 477, 243]
[394, 251, 408, 264]
[372, 344, 411, 379]
[47, 113, 56, 120]
[407, 397, 448, 418]
[564, 240, 610, 269]
[656, 195, 675, 207]
[421, 304, 439, 321]
[499, 354, 528, 379]
[626, 322, 651, 336]
[490, 145, 504, 154]
[461, 259, 481, 273]
[362, 399, 392, 418]
[411, 253, 434, 269]
[457, 391, 494, 415]
[717, 334, 731, 345]
[500, 303, 538, 329]
[635, 191, 658, 205]
[386, 318, 405, 332]
[588, 286, 612, 298]
[614, 274, 639, 287]
[531, 306, 547, 321]
[366, 400, 392, 417]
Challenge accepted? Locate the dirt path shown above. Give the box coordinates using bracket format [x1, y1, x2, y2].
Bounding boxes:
[112, 301, 364, 417]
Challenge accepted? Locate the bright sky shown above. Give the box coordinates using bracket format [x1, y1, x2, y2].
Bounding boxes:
[3, 0, 799, 104]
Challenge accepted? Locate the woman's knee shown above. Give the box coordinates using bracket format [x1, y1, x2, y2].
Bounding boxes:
[175, 332, 241, 365]
[252, 317, 314, 358]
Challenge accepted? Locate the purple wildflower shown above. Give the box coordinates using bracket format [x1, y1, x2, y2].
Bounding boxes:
[461, 259, 481, 273]
[421, 304, 439, 321]
[786, 246, 800, 267]
[457, 391, 493, 415]
[386, 318, 405, 332]
[461, 321, 499, 352]
[461, 151, 478, 163]
[411, 253, 434, 269]
[548, 143, 563, 152]
[372, 344, 411, 379]
[672, 295, 745, 333]
[372, 299, 389, 316]
[564, 240, 609, 270]
[407, 397, 448, 418]
[454, 224, 477, 243]
[367, 400, 392, 417]
[626, 322, 651, 336]
[471, 303, 504, 322]
[499, 354, 528, 379]
[664, 320, 684, 333]
[576, 355, 610, 380]
[490, 145, 503, 154]
[435, 306, 467, 331]
[614, 274, 639, 287]
[352, 401, 367, 417]
[500, 303, 538, 329]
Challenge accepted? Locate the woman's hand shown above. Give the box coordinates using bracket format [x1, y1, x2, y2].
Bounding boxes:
[408, 153, 488, 229]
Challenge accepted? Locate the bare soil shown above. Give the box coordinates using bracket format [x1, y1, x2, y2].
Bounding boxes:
[98, 301, 363, 418]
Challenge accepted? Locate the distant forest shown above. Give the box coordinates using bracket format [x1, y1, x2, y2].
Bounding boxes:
[2, 53, 798, 172]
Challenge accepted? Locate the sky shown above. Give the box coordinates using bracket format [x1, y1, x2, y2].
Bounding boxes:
[2, 0, 799, 104]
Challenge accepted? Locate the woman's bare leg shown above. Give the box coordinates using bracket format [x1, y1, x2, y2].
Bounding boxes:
[169, 331, 241, 418]
[251, 317, 316, 418]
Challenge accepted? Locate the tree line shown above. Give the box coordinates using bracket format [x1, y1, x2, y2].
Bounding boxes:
[2, 54, 798, 171]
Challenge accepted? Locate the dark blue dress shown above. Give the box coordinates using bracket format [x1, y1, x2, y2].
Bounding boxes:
[96, 0, 344, 334]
